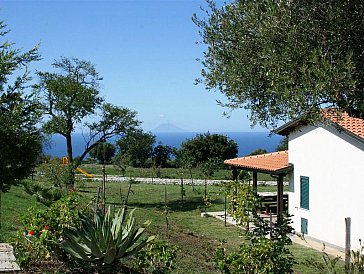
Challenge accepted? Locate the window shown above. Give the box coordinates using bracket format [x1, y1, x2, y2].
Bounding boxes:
[300, 176, 309, 210]
[301, 218, 308, 235]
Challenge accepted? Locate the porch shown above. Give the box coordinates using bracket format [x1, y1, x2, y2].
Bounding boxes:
[223, 150, 293, 219]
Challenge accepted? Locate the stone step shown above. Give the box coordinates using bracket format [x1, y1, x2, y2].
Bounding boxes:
[0, 244, 20, 272]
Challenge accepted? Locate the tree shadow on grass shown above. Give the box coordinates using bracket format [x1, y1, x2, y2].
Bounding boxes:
[118, 196, 224, 213]
[163, 197, 206, 212]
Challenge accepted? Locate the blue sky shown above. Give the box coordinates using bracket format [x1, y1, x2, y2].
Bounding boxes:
[1, 0, 266, 132]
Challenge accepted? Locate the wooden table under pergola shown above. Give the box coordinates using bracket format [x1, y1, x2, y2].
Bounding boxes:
[224, 150, 293, 219]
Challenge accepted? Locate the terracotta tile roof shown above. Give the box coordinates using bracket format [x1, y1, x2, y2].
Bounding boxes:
[275, 110, 364, 141]
[322, 111, 364, 139]
[224, 150, 290, 173]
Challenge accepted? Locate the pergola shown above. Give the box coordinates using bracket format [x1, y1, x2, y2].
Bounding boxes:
[224, 150, 293, 219]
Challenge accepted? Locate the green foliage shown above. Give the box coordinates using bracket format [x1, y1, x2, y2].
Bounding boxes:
[136, 240, 178, 274]
[89, 142, 116, 164]
[177, 133, 238, 167]
[113, 154, 128, 177]
[276, 137, 288, 151]
[0, 21, 42, 193]
[116, 129, 156, 167]
[23, 181, 63, 206]
[249, 148, 268, 156]
[305, 241, 364, 274]
[214, 215, 295, 274]
[193, 1, 364, 128]
[225, 181, 260, 230]
[11, 193, 80, 267]
[214, 235, 294, 274]
[61, 206, 155, 268]
[37, 57, 103, 135]
[217, 180, 295, 273]
[38, 158, 69, 190]
[348, 242, 364, 273]
[201, 157, 223, 178]
[153, 144, 176, 168]
[304, 246, 340, 274]
[23, 159, 75, 205]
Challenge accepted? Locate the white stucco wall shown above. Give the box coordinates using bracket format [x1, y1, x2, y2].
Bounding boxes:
[288, 123, 364, 250]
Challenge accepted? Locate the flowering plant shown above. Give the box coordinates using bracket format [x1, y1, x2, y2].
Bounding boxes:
[27, 230, 35, 236]
[11, 193, 81, 267]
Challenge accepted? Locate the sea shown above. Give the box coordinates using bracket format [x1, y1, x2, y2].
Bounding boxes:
[44, 132, 283, 158]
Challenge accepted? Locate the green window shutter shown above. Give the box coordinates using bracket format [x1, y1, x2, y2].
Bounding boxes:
[300, 176, 309, 210]
[301, 218, 308, 235]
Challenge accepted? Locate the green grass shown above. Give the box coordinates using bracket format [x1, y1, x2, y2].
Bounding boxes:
[76, 180, 338, 273]
[0, 185, 45, 241]
[1, 175, 338, 273]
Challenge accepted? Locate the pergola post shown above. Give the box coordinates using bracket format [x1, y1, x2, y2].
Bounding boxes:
[252, 171, 258, 193]
[277, 174, 284, 220]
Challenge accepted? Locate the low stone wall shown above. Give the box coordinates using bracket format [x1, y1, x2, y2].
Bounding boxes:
[86, 176, 288, 186]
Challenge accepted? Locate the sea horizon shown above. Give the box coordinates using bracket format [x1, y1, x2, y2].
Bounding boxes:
[44, 131, 283, 158]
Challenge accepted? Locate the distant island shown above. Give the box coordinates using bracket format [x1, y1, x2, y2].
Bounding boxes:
[153, 123, 186, 133]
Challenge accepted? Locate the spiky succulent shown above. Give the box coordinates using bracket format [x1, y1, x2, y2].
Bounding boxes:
[61, 206, 154, 265]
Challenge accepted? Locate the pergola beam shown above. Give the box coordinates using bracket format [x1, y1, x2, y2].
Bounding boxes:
[252, 171, 258, 193]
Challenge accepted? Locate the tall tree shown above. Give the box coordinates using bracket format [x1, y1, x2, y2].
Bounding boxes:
[0, 21, 42, 193]
[193, 1, 364, 128]
[116, 130, 155, 167]
[36, 57, 139, 186]
[177, 133, 238, 167]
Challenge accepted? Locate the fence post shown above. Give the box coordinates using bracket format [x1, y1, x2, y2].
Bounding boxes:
[94, 187, 100, 222]
[224, 182, 227, 227]
[345, 217, 351, 272]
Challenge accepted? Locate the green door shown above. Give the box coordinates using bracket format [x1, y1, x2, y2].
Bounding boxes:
[301, 218, 308, 235]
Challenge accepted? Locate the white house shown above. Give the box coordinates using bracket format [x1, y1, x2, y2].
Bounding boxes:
[276, 111, 364, 251]
[225, 111, 364, 251]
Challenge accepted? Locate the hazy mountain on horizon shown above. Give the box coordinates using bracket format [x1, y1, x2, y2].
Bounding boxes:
[153, 123, 187, 133]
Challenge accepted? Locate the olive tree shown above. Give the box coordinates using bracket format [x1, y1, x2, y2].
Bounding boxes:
[193, 0, 364, 128]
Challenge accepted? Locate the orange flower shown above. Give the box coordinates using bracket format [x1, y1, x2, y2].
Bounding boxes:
[44, 225, 49, 230]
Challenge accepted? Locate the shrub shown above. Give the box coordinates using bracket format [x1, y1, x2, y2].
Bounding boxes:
[305, 240, 364, 273]
[215, 180, 295, 273]
[136, 240, 178, 273]
[23, 180, 64, 206]
[11, 193, 80, 267]
[214, 236, 295, 274]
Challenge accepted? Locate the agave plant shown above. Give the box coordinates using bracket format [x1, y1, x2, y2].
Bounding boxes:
[61, 206, 155, 266]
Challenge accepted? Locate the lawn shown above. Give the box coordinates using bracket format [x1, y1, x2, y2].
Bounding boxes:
[0, 170, 344, 273]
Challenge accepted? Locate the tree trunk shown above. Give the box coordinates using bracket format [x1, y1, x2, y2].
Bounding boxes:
[0, 184, 2, 230]
[65, 132, 75, 187]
